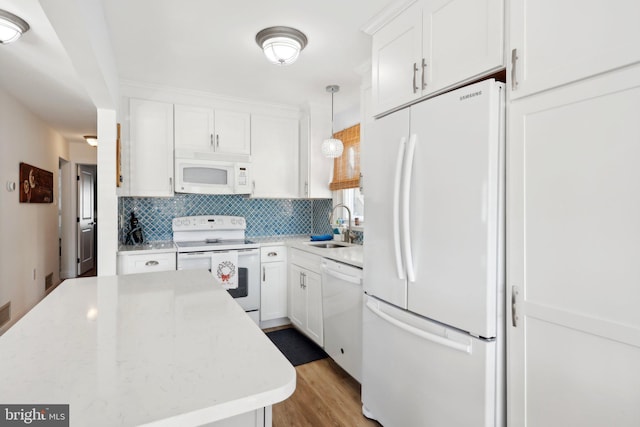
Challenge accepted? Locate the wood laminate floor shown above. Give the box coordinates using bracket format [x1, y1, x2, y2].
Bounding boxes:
[272, 357, 381, 427]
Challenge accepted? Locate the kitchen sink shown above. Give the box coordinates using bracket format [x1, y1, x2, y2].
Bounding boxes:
[308, 242, 350, 249]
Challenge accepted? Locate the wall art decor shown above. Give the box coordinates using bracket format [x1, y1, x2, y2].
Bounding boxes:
[19, 162, 53, 203]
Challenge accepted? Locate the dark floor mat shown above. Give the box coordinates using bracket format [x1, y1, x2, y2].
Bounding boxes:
[266, 327, 328, 367]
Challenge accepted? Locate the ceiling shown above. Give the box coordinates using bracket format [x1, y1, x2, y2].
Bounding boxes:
[0, 0, 395, 143]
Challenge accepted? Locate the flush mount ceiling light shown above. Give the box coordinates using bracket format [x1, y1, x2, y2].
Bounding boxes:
[255, 26, 308, 66]
[0, 9, 30, 44]
[84, 135, 98, 147]
[321, 85, 344, 158]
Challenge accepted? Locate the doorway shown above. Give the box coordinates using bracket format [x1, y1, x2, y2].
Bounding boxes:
[77, 164, 97, 276]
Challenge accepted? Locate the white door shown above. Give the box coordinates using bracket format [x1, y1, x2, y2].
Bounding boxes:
[427, 0, 504, 93]
[407, 80, 504, 338]
[371, 0, 423, 115]
[261, 261, 287, 321]
[77, 165, 96, 275]
[510, 0, 640, 99]
[288, 264, 306, 330]
[362, 107, 410, 309]
[214, 110, 251, 155]
[174, 104, 214, 153]
[362, 295, 497, 427]
[508, 66, 640, 426]
[304, 268, 323, 347]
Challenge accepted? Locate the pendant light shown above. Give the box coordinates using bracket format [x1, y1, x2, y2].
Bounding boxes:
[0, 9, 30, 44]
[255, 26, 308, 66]
[321, 85, 344, 158]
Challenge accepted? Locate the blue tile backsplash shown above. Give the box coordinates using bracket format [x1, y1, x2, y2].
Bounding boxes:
[118, 194, 336, 243]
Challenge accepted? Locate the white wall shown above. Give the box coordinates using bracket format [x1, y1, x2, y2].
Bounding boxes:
[0, 88, 69, 334]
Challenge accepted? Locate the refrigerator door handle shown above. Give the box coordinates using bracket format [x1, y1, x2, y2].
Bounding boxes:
[402, 134, 417, 282]
[393, 137, 407, 280]
[366, 299, 472, 354]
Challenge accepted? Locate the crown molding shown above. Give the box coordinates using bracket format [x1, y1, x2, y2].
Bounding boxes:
[360, 0, 419, 35]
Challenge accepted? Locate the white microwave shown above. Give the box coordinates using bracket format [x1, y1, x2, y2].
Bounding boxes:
[175, 158, 251, 195]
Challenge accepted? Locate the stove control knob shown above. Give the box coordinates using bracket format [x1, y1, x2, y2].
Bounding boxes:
[231, 218, 236, 225]
[184, 219, 190, 226]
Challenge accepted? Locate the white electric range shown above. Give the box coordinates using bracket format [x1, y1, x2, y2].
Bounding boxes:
[172, 215, 261, 324]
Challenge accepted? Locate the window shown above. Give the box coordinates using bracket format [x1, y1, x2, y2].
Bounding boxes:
[329, 124, 360, 191]
[330, 124, 364, 225]
[341, 187, 364, 224]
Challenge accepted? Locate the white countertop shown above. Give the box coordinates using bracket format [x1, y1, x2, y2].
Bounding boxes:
[117, 241, 176, 254]
[287, 240, 364, 268]
[0, 270, 296, 427]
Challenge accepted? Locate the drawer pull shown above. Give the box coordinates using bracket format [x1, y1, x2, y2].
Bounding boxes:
[267, 252, 278, 257]
[145, 260, 160, 267]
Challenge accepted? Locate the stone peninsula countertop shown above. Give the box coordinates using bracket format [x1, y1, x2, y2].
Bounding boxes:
[0, 270, 295, 426]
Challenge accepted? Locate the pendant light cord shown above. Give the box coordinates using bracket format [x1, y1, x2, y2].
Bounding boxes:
[331, 90, 335, 136]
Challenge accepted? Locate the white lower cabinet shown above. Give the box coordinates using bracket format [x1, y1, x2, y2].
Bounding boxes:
[117, 251, 176, 275]
[288, 248, 323, 347]
[260, 246, 288, 325]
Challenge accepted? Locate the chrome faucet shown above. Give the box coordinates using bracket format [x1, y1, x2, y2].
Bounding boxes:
[331, 204, 355, 243]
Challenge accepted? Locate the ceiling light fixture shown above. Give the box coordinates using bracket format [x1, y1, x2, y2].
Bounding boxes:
[321, 85, 344, 158]
[255, 26, 308, 66]
[0, 9, 30, 44]
[84, 135, 98, 147]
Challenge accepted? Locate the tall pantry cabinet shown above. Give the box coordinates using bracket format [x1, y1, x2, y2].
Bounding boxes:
[507, 1, 640, 426]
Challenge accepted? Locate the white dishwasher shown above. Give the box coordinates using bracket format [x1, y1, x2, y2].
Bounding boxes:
[321, 258, 363, 382]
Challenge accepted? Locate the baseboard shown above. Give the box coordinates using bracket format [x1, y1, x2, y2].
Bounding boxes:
[260, 317, 291, 330]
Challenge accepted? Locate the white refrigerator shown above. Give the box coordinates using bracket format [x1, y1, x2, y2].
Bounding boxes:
[362, 79, 505, 427]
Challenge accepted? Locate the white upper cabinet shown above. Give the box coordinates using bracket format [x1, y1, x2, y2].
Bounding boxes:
[174, 104, 214, 153]
[128, 98, 174, 197]
[215, 109, 251, 156]
[250, 114, 299, 198]
[371, 1, 423, 115]
[299, 104, 333, 199]
[510, 0, 640, 99]
[174, 104, 250, 156]
[371, 0, 504, 115]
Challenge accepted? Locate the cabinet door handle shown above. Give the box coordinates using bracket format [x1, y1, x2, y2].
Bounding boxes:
[421, 58, 427, 90]
[262, 266, 266, 281]
[511, 285, 520, 327]
[511, 48, 519, 91]
[145, 260, 159, 267]
[412, 62, 419, 94]
[304, 181, 309, 196]
[216, 134, 220, 148]
[268, 252, 278, 257]
[169, 177, 172, 190]
[210, 134, 214, 147]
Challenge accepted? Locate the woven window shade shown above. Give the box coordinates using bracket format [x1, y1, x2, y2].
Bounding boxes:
[329, 124, 360, 191]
